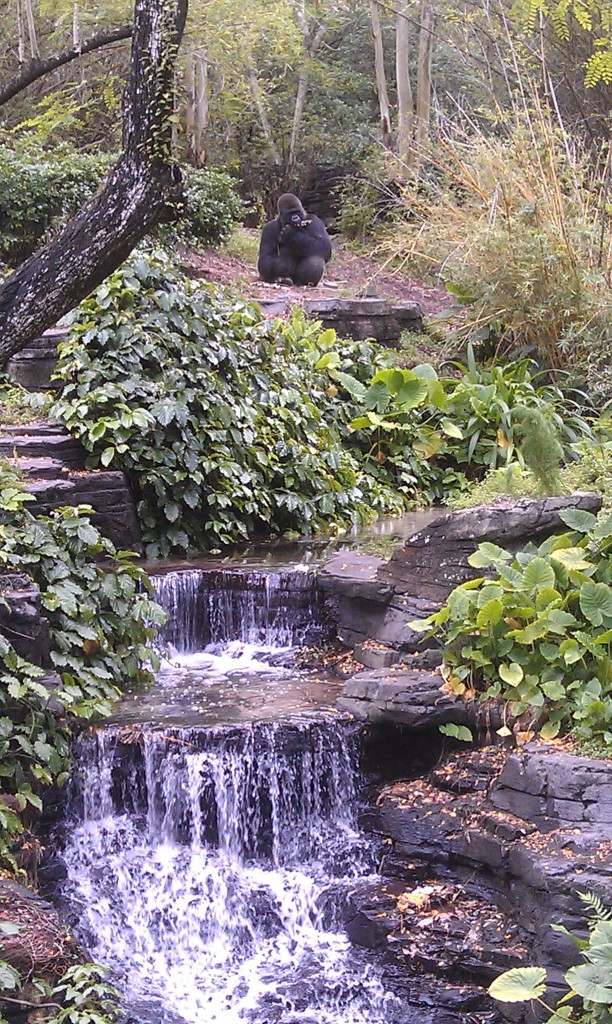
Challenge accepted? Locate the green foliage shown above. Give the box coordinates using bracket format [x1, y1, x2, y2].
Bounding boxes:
[0, 382, 53, 426]
[50, 963, 121, 1024]
[341, 348, 593, 505]
[446, 464, 541, 509]
[563, 430, 612, 509]
[51, 252, 405, 558]
[0, 961, 120, 1024]
[385, 109, 611, 373]
[412, 510, 612, 745]
[0, 141, 109, 264]
[0, 462, 163, 871]
[490, 892, 612, 1023]
[169, 168, 247, 247]
[514, 406, 564, 495]
[0, 140, 244, 265]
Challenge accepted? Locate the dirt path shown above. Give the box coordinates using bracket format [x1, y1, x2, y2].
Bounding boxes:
[185, 232, 450, 318]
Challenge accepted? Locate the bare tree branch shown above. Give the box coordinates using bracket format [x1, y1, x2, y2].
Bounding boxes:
[0, 23, 133, 107]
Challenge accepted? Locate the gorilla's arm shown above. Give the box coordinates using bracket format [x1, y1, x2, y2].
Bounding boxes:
[280, 216, 332, 263]
[258, 219, 294, 282]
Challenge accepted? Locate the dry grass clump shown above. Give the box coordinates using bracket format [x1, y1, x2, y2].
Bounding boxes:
[380, 91, 611, 378]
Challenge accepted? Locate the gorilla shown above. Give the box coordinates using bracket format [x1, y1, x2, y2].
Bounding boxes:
[258, 193, 332, 286]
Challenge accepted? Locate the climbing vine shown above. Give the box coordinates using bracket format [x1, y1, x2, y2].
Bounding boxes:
[0, 462, 164, 873]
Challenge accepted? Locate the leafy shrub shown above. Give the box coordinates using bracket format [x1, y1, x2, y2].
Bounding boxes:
[338, 347, 593, 505]
[180, 168, 247, 246]
[0, 142, 109, 264]
[0, 960, 121, 1024]
[51, 252, 404, 559]
[412, 507, 612, 746]
[0, 462, 164, 871]
[0, 140, 245, 265]
[489, 892, 612, 1023]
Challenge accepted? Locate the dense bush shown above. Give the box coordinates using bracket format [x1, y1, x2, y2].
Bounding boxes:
[413, 507, 612, 746]
[51, 252, 404, 558]
[0, 141, 244, 264]
[0, 463, 164, 871]
[337, 348, 593, 505]
[0, 142, 109, 264]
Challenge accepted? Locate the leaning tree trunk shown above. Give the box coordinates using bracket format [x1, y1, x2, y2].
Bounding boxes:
[0, 0, 188, 366]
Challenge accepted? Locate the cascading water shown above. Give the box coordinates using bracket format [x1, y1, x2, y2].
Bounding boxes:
[152, 568, 328, 652]
[57, 564, 402, 1023]
[61, 721, 400, 1024]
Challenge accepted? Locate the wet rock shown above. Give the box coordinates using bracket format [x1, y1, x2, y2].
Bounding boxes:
[338, 665, 467, 728]
[367, 742, 612, 1017]
[0, 573, 50, 666]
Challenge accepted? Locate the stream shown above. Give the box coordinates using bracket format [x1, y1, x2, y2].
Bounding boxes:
[57, 558, 406, 1024]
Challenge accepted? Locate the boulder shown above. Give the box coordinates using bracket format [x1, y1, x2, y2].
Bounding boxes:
[303, 297, 423, 344]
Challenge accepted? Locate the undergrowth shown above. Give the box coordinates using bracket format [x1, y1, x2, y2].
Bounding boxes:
[0, 462, 164, 874]
[379, 93, 611, 391]
[51, 251, 405, 558]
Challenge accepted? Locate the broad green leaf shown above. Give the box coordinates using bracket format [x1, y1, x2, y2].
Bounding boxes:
[0, 960, 21, 989]
[580, 582, 612, 626]
[522, 558, 556, 593]
[558, 508, 598, 533]
[476, 599, 503, 627]
[550, 548, 595, 571]
[488, 967, 547, 1003]
[440, 418, 464, 439]
[541, 680, 566, 700]
[540, 720, 561, 739]
[412, 433, 442, 459]
[468, 542, 512, 568]
[565, 962, 612, 1004]
[499, 663, 524, 686]
[439, 724, 473, 743]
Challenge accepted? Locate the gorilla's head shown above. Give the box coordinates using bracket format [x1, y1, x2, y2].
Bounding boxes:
[277, 193, 307, 227]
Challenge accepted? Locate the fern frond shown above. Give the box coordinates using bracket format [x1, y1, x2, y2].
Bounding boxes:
[578, 890, 612, 923]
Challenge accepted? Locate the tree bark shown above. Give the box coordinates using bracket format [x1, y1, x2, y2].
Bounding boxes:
[414, 0, 435, 157]
[194, 52, 209, 165]
[24, 0, 40, 60]
[0, 0, 188, 366]
[246, 62, 282, 164]
[288, 5, 326, 167]
[396, 0, 414, 172]
[0, 24, 134, 107]
[369, 0, 393, 150]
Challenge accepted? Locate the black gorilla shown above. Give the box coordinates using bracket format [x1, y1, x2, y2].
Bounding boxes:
[258, 193, 332, 286]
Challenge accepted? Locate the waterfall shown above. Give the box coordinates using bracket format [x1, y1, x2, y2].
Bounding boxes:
[61, 720, 398, 1024]
[152, 569, 328, 653]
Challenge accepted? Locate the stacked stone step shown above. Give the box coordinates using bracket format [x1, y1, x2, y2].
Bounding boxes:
[0, 423, 141, 554]
[6, 326, 66, 391]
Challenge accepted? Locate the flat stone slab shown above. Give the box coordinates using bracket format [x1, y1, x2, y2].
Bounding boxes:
[6, 327, 68, 391]
[338, 662, 467, 728]
[0, 423, 142, 553]
[303, 297, 424, 344]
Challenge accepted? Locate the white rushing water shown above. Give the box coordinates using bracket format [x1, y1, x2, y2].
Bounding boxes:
[59, 567, 401, 1023]
[62, 723, 400, 1024]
